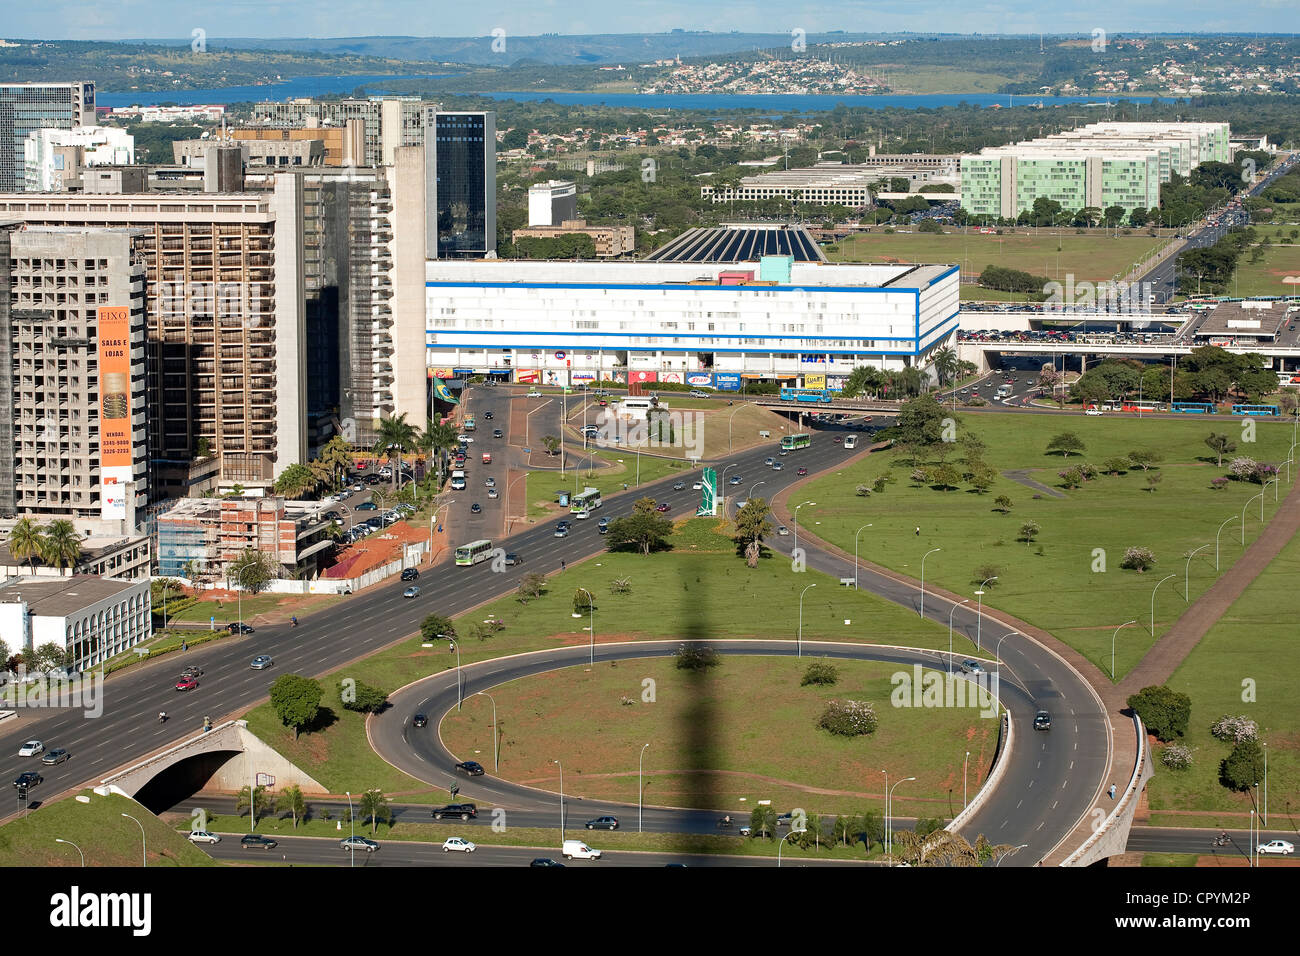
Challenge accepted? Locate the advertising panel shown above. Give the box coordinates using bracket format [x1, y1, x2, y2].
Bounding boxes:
[685, 373, 713, 387]
[713, 373, 742, 391]
[804, 373, 827, 390]
[659, 371, 683, 384]
[98, 306, 132, 520]
[608, 370, 628, 384]
[629, 370, 658, 383]
[572, 371, 596, 383]
[514, 369, 541, 384]
[827, 375, 848, 392]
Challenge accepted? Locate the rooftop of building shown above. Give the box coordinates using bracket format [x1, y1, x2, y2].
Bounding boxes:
[645, 224, 825, 263]
[0, 575, 143, 616]
[1193, 302, 1290, 338]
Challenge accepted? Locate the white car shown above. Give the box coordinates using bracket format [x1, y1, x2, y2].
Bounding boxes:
[1257, 839, 1294, 856]
[1084, 408, 1103, 416]
[458, 435, 474, 444]
[17, 741, 43, 757]
[443, 837, 477, 853]
[527, 390, 542, 398]
[487, 488, 499, 498]
[692, 482, 702, 490]
[187, 831, 221, 845]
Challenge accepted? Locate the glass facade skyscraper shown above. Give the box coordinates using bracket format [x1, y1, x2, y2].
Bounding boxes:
[423, 110, 496, 259]
[0, 82, 96, 191]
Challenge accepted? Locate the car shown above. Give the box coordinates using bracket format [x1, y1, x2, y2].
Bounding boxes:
[443, 837, 477, 853]
[530, 858, 566, 867]
[1257, 840, 1295, 856]
[689, 390, 709, 398]
[175, 677, 199, 691]
[959, 660, 985, 675]
[180, 666, 203, 679]
[586, 816, 619, 830]
[562, 839, 602, 860]
[554, 524, 570, 537]
[483, 411, 493, 420]
[341, 835, 380, 853]
[797, 467, 808, 476]
[14, 771, 42, 790]
[764, 457, 775, 466]
[43, 748, 72, 768]
[187, 830, 221, 845]
[17, 741, 43, 757]
[598, 518, 609, 534]
[493, 429, 504, 438]
[250, 655, 273, 670]
[728, 476, 742, 485]
[673, 481, 686, 490]
[776, 526, 789, 536]
[365, 475, 382, 485]
[458, 435, 474, 444]
[241, 834, 278, 850]
[470, 502, 482, 514]
[401, 567, 420, 581]
[692, 482, 702, 490]
[573, 508, 590, 520]
[776, 812, 796, 827]
[1084, 408, 1103, 416]
[403, 586, 421, 599]
[455, 761, 485, 776]
[655, 503, 670, 513]
[487, 488, 498, 499]
[527, 389, 542, 398]
[833, 436, 842, 444]
[771, 462, 783, 471]
[505, 552, 523, 566]
[1034, 711, 1052, 731]
[432, 803, 478, 821]
[356, 501, 378, 511]
[228, 622, 254, 634]
[485, 477, 496, 488]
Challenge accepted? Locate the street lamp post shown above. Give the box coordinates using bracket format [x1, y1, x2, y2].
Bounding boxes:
[948, 599, 970, 674]
[880, 769, 888, 855]
[853, 523, 873, 589]
[1149, 574, 1176, 636]
[1183, 544, 1211, 601]
[727, 403, 745, 453]
[577, 586, 594, 666]
[963, 751, 970, 808]
[1264, 476, 1279, 506]
[1216, 515, 1238, 571]
[1242, 493, 1263, 545]
[997, 844, 1030, 867]
[975, 577, 998, 650]
[920, 548, 941, 620]
[792, 501, 815, 555]
[994, 629, 1018, 710]
[455, 639, 463, 711]
[720, 464, 738, 516]
[472, 692, 499, 771]
[777, 827, 804, 867]
[1111, 620, 1137, 679]
[345, 791, 355, 868]
[553, 759, 565, 840]
[121, 813, 146, 868]
[430, 501, 453, 554]
[638, 743, 650, 833]
[1262, 741, 1268, 826]
[54, 838, 84, 867]
[886, 777, 916, 863]
[797, 584, 817, 658]
[748, 480, 766, 507]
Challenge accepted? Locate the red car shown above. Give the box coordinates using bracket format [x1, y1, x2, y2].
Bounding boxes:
[797, 467, 808, 476]
[655, 503, 670, 513]
[175, 677, 199, 692]
[832, 436, 842, 444]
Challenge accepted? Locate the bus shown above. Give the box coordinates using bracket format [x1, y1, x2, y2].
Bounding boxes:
[1170, 402, 1215, 414]
[843, 434, 858, 449]
[1232, 404, 1280, 417]
[779, 387, 833, 404]
[781, 433, 812, 451]
[571, 487, 603, 514]
[1118, 400, 1166, 413]
[455, 539, 494, 566]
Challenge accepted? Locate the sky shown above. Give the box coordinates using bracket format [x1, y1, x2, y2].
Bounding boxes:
[7, 1, 1299, 41]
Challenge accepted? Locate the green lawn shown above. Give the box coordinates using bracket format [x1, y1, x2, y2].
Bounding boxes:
[797, 412, 1296, 679]
[1229, 243, 1300, 298]
[523, 450, 690, 519]
[1144, 522, 1300, 822]
[441, 656, 998, 819]
[1142, 853, 1200, 867]
[0, 790, 215, 867]
[163, 592, 342, 627]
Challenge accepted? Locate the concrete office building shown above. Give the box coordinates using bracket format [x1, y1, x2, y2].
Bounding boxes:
[0, 574, 151, 670]
[701, 157, 961, 206]
[512, 220, 636, 257]
[248, 98, 424, 167]
[425, 241, 959, 387]
[0, 225, 149, 532]
[0, 82, 96, 191]
[155, 496, 335, 580]
[22, 126, 135, 192]
[0, 185, 307, 497]
[174, 137, 325, 171]
[423, 110, 496, 259]
[0, 534, 151, 581]
[527, 180, 578, 226]
[230, 124, 366, 167]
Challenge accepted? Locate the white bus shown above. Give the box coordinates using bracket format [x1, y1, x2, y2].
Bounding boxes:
[571, 487, 603, 514]
[450, 469, 466, 490]
[843, 434, 858, 449]
[455, 539, 494, 566]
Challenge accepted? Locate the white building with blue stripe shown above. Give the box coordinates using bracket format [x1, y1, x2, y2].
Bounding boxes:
[424, 255, 959, 389]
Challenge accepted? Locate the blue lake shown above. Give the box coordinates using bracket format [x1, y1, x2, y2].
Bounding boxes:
[97, 75, 455, 107]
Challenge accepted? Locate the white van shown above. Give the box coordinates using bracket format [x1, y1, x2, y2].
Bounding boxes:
[450, 470, 466, 490]
[562, 839, 601, 860]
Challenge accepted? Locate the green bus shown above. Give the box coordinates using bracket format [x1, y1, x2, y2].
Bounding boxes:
[780, 433, 811, 451]
[571, 487, 603, 514]
[455, 539, 494, 566]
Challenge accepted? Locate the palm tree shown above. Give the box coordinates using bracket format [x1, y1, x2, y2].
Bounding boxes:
[39, 520, 82, 572]
[9, 517, 45, 572]
[931, 346, 959, 387]
[273, 463, 318, 500]
[373, 413, 418, 491]
[419, 419, 460, 485]
[318, 436, 354, 492]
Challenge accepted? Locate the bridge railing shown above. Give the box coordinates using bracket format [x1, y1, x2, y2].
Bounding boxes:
[99, 719, 242, 788]
[946, 709, 1013, 837]
[1059, 713, 1149, 867]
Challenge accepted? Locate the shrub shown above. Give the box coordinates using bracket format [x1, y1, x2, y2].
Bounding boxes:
[855, 484, 872, 497]
[817, 699, 878, 737]
[1018, 521, 1041, 545]
[910, 467, 930, 486]
[608, 577, 632, 595]
[1210, 477, 1228, 491]
[1210, 715, 1258, 744]
[872, 475, 890, 493]
[1252, 462, 1278, 483]
[1080, 463, 1099, 481]
[675, 643, 719, 670]
[1161, 744, 1194, 771]
[801, 660, 840, 686]
[971, 564, 1000, 586]
[1120, 546, 1157, 572]
[1102, 456, 1130, 475]
[1127, 685, 1191, 741]
[1145, 473, 1163, 492]
[1228, 456, 1258, 480]
[1220, 739, 1264, 791]
[993, 495, 1012, 513]
[1058, 467, 1083, 489]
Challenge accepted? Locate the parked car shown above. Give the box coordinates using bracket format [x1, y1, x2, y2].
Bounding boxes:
[455, 761, 485, 776]
[442, 837, 477, 853]
[1084, 408, 1103, 416]
[341, 835, 380, 853]
[250, 655, 273, 670]
[1034, 710, 1052, 731]
[586, 816, 619, 830]
[401, 567, 420, 581]
[41, 748, 70, 765]
[403, 586, 421, 599]
[432, 803, 478, 821]
[240, 834, 278, 850]
[17, 741, 43, 757]
[187, 830, 221, 845]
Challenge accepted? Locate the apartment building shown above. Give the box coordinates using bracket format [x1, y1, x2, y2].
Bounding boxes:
[0, 82, 96, 191]
[0, 184, 307, 497]
[22, 126, 135, 192]
[527, 180, 578, 226]
[230, 125, 366, 167]
[248, 97, 424, 167]
[155, 495, 335, 580]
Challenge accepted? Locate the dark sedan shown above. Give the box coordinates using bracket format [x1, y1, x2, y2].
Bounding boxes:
[241, 834, 278, 850]
[455, 761, 485, 776]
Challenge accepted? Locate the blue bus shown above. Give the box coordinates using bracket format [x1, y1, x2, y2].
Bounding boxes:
[1232, 404, 1280, 417]
[1170, 402, 1215, 414]
[780, 387, 833, 404]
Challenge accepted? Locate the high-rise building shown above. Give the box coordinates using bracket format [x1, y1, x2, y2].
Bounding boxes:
[248, 98, 424, 167]
[0, 225, 149, 529]
[528, 180, 578, 227]
[22, 126, 135, 192]
[423, 110, 496, 259]
[0, 82, 96, 191]
[0, 183, 307, 497]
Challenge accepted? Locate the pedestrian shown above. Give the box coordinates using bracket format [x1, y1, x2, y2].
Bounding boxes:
[915, 526, 920, 536]
[561, 559, 567, 572]
[1108, 783, 1117, 800]
[182, 641, 188, 652]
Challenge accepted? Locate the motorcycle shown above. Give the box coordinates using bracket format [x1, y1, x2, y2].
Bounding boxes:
[1213, 834, 1230, 848]
[158, 712, 168, 723]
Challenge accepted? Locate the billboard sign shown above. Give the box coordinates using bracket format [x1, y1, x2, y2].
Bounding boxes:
[514, 369, 541, 384]
[659, 371, 683, 384]
[572, 371, 596, 383]
[98, 306, 132, 520]
[805, 373, 827, 390]
[629, 370, 658, 383]
[686, 373, 713, 387]
[713, 373, 742, 391]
